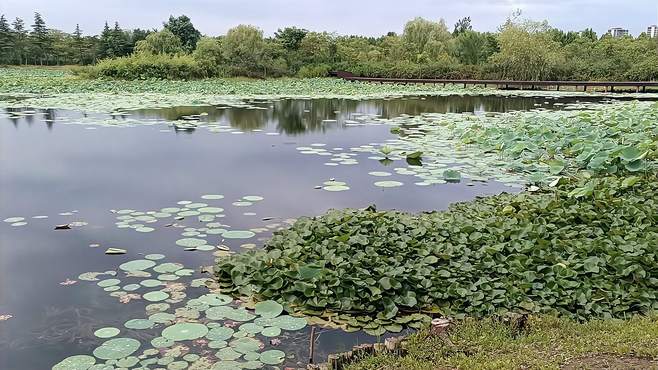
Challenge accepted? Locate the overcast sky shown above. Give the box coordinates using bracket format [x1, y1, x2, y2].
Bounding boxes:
[1, 0, 657, 37]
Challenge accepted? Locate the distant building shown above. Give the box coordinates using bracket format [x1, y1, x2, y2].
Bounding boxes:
[608, 27, 630, 37]
[649, 25, 658, 38]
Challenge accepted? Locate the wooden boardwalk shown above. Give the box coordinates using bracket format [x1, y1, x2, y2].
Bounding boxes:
[332, 72, 658, 93]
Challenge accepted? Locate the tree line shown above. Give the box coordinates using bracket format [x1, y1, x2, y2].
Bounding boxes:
[1, 12, 657, 81]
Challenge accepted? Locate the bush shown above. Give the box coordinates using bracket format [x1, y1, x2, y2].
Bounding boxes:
[296, 64, 331, 78]
[86, 53, 203, 80]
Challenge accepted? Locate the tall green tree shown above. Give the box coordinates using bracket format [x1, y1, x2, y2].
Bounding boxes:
[453, 16, 472, 36]
[30, 12, 50, 64]
[274, 27, 308, 51]
[134, 28, 183, 55]
[11, 18, 27, 64]
[0, 15, 13, 64]
[98, 22, 112, 59]
[163, 15, 200, 52]
[72, 24, 85, 63]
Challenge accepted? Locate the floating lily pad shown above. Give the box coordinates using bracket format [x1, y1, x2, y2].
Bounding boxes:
[92, 337, 141, 360]
[162, 322, 209, 341]
[141, 279, 163, 288]
[143, 291, 170, 302]
[53, 354, 96, 370]
[222, 230, 255, 239]
[323, 185, 350, 192]
[175, 238, 207, 248]
[206, 326, 234, 341]
[97, 279, 120, 288]
[199, 207, 224, 214]
[149, 312, 176, 324]
[201, 194, 224, 200]
[216, 347, 242, 361]
[242, 196, 264, 202]
[198, 293, 233, 306]
[93, 327, 120, 339]
[104, 248, 126, 255]
[119, 259, 156, 272]
[154, 262, 184, 273]
[368, 171, 392, 177]
[374, 181, 404, 188]
[145, 254, 166, 260]
[254, 301, 283, 319]
[260, 350, 285, 365]
[122, 284, 140, 291]
[261, 327, 281, 337]
[124, 318, 155, 330]
[273, 315, 307, 330]
[135, 227, 155, 233]
[3, 217, 25, 223]
[230, 337, 262, 354]
[151, 336, 174, 348]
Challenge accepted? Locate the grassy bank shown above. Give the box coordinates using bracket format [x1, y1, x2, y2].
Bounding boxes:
[347, 315, 658, 370]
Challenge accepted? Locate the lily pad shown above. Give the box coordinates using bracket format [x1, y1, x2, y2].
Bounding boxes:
[260, 350, 285, 365]
[162, 322, 209, 341]
[119, 259, 156, 272]
[175, 238, 207, 248]
[124, 318, 155, 330]
[93, 327, 120, 339]
[373, 181, 404, 188]
[254, 301, 283, 319]
[143, 291, 170, 302]
[92, 337, 141, 360]
[222, 230, 255, 239]
[53, 355, 96, 370]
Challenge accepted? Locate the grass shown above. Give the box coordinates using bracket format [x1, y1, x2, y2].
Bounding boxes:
[347, 315, 658, 370]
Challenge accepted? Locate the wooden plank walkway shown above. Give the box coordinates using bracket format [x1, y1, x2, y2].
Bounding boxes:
[332, 71, 658, 93]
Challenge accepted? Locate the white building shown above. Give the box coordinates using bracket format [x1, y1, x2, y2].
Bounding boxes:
[648, 25, 658, 38]
[608, 27, 630, 37]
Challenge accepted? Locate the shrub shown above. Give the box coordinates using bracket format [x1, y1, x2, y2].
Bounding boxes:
[296, 64, 331, 78]
[86, 53, 203, 80]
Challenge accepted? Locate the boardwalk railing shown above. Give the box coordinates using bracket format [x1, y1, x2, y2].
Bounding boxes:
[331, 72, 658, 93]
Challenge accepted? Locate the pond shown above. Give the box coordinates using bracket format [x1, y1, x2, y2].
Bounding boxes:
[0, 94, 624, 369]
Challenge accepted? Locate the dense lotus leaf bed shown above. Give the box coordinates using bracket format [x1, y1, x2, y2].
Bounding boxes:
[54, 255, 307, 369]
[216, 174, 658, 335]
[290, 100, 658, 190]
[3, 67, 658, 115]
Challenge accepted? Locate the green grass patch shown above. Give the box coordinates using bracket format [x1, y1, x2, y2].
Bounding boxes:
[347, 315, 658, 370]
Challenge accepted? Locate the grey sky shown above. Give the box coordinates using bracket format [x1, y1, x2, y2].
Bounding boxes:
[1, 0, 657, 37]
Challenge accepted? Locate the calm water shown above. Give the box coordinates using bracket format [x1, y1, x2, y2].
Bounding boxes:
[0, 94, 613, 369]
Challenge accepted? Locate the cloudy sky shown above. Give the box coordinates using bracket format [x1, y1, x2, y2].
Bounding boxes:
[1, 0, 657, 37]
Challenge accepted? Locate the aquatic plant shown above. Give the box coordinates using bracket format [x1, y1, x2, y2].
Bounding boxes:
[216, 174, 658, 335]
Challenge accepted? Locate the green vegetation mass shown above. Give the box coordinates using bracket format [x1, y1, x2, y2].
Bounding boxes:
[0, 12, 656, 80]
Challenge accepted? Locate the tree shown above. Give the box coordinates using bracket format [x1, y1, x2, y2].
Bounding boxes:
[453, 17, 472, 36]
[490, 20, 564, 80]
[402, 17, 452, 62]
[163, 15, 200, 52]
[12, 18, 27, 64]
[30, 12, 50, 64]
[98, 22, 112, 59]
[221, 25, 265, 69]
[298, 32, 335, 65]
[193, 36, 223, 76]
[134, 28, 183, 55]
[73, 24, 84, 63]
[274, 27, 308, 51]
[454, 30, 490, 65]
[0, 15, 13, 64]
[110, 22, 130, 56]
